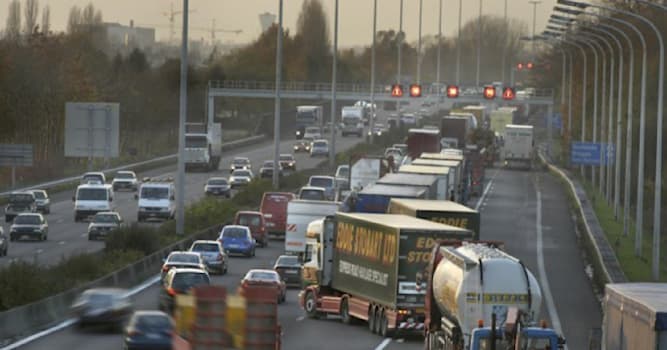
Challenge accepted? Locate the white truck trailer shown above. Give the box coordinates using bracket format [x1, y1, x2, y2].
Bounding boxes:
[502, 124, 533, 170]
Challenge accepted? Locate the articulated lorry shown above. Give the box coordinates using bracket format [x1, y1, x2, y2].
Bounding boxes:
[398, 164, 451, 202]
[299, 213, 473, 337]
[355, 183, 429, 213]
[387, 198, 480, 240]
[589, 283, 667, 350]
[440, 116, 472, 149]
[341, 106, 364, 137]
[376, 173, 441, 200]
[184, 122, 222, 171]
[424, 241, 565, 350]
[410, 158, 462, 203]
[407, 128, 441, 159]
[285, 199, 342, 257]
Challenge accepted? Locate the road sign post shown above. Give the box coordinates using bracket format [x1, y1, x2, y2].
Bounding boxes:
[0, 144, 33, 188]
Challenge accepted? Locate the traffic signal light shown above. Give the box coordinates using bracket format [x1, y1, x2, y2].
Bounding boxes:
[502, 87, 516, 100]
[483, 86, 496, 100]
[391, 84, 404, 97]
[526, 61, 534, 69]
[517, 63, 524, 70]
[446, 85, 459, 98]
[409, 84, 422, 97]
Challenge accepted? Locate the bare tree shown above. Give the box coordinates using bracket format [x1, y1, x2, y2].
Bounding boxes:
[24, 0, 39, 35]
[67, 6, 81, 33]
[5, 0, 21, 40]
[41, 4, 50, 35]
[81, 3, 95, 25]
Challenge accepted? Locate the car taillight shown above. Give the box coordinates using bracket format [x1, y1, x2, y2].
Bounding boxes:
[127, 329, 143, 337]
[162, 265, 170, 272]
[167, 287, 177, 296]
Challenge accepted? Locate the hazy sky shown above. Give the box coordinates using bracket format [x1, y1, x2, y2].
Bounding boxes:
[0, 0, 557, 46]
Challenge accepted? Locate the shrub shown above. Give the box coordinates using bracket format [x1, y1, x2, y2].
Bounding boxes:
[105, 224, 171, 255]
[232, 179, 272, 207]
[185, 197, 239, 232]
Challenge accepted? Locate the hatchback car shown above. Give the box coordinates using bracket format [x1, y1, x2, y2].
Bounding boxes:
[160, 251, 207, 281]
[293, 138, 313, 153]
[30, 190, 50, 214]
[259, 160, 283, 179]
[218, 225, 256, 257]
[0, 227, 8, 257]
[71, 288, 133, 329]
[239, 269, 286, 304]
[234, 211, 268, 247]
[308, 176, 336, 201]
[189, 240, 228, 275]
[230, 157, 251, 173]
[279, 154, 297, 171]
[273, 255, 302, 287]
[229, 169, 254, 188]
[204, 177, 231, 197]
[88, 211, 123, 240]
[298, 186, 326, 201]
[124, 311, 173, 350]
[310, 139, 329, 157]
[158, 268, 210, 314]
[9, 213, 48, 241]
[112, 171, 138, 191]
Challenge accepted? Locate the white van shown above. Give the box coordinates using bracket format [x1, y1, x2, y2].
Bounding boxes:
[73, 184, 114, 222]
[135, 181, 175, 222]
[285, 199, 341, 256]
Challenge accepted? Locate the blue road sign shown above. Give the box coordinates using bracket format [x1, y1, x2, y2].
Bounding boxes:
[571, 142, 602, 166]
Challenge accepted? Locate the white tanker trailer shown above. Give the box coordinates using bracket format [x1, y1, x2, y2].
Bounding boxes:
[423, 241, 565, 350]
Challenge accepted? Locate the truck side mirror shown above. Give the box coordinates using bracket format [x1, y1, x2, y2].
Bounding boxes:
[134, 194, 139, 200]
[72, 196, 75, 202]
[170, 195, 175, 200]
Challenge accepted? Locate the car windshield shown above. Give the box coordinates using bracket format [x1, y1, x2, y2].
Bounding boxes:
[94, 214, 118, 223]
[10, 193, 34, 203]
[171, 272, 210, 291]
[279, 155, 293, 161]
[310, 178, 333, 188]
[207, 179, 228, 186]
[223, 228, 248, 239]
[14, 215, 40, 225]
[313, 141, 327, 147]
[168, 254, 199, 264]
[276, 256, 300, 266]
[238, 215, 260, 227]
[248, 271, 279, 282]
[77, 188, 108, 201]
[115, 172, 134, 179]
[233, 158, 249, 165]
[300, 189, 324, 200]
[191, 243, 219, 253]
[84, 292, 115, 307]
[233, 170, 251, 177]
[82, 175, 103, 183]
[305, 127, 320, 133]
[263, 161, 274, 168]
[32, 191, 46, 199]
[141, 187, 168, 199]
[135, 315, 172, 332]
[185, 135, 207, 148]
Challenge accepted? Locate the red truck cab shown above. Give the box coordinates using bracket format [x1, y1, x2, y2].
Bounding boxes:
[234, 211, 268, 247]
[260, 192, 295, 238]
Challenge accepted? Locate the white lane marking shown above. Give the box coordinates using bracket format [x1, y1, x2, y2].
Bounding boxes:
[475, 169, 500, 211]
[35, 249, 43, 254]
[58, 241, 65, 245]
[80, 233, 87, 238]
[0, 274, 160, 350]
[536, 190, 568, 350]
[296, 316, 305, 322]
[374, 338, 392, 350]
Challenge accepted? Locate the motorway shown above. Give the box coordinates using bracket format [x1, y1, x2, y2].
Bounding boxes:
[13, 165, 602, 350]
[0, 134, 363, 268]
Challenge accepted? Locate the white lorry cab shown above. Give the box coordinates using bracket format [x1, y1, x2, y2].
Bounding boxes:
[135, 180, 176, 222]
[73, 183, 114, 222]
[285, 199, 341, 257]
[341, 106, 364, 137]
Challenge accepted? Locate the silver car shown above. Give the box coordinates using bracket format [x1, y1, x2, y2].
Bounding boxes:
[88, 212, 123, 240]
[9, 213, 48, 241]
[31, 190, 50, 214]
[204, 177, 231, 197]
[112, 171, 138, 192]
[310, 139, 329, 157]
[189, 240, 228, 275]
[229, 169, 254, 188]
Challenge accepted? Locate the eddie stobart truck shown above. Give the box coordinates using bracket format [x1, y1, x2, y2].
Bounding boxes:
[299, 212, 473, 337]
[387, 198, 480, 240]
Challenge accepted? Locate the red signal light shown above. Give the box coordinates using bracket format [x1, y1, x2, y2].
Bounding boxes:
[517, 63, 524, 70]
[483, 86, 496, 100]
[527, 61, 534, 69]
[446, 85, 459, 98]
[502, 87, 516, 100]
[391, 84, 404, 97]
[409, 84, 422, 97]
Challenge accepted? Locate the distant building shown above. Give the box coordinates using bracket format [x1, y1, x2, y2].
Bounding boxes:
[103, 21, 155, 50]
[259, 12, 276, 33]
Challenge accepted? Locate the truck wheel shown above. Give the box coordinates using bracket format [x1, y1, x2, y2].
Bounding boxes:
[379, 311, 394, 338]
[368, 307, 376, 333]
[373, 308, 382, 335]
[340, 298, 352, 325]
[304, 292, 319, 319]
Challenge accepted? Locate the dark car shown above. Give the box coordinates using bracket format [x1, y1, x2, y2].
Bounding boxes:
[158, 268, 210, 314]
[160, 251, 207, 281]
[273, 255, 302, 287]
[0, 227, 8, 257]
[71, 288, 133, 330]
[279, 154, 297, 171]
[259, 160, 284, 179]
[4, 191, 36, 222]
[124, 311, 174, 350]
[293, 138, 312, 153]
[9, 213, 48, 241]
[239, 269, 286, 304]
[204, 177, 231, 197]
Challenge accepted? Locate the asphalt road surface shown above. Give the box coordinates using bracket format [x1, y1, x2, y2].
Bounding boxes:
[0, 133, 363, 268]
[14, 166, 601, 350]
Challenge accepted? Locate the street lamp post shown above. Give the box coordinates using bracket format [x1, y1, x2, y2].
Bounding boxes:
[456, 0, 462, 84]
[501, 0, 508, 84]
[436, 0, 443, 114]
[476, 0, 482, 86]
[417, 0, 423, 84]
[529, 1, 542, 56]
[176, 0, 189, 235]
[370, 0, 377, 144]
[272, 0, 284, 189]
[329, 0, 338, 167]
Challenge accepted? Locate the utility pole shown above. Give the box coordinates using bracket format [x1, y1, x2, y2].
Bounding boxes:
[370, 0, 377, 144]
[272, 0, 283, 189]
[176, 0, 189, 235]
[456, 0, 462, 84]
[417, 0, 423, 84]
[529, 1, 541, 57]
[501, 0, 508, 83]
[329, 0, 338, 167]
[476, 0, 483, 86]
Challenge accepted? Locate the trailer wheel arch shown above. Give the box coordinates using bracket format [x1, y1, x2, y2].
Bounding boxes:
[340, 296, 353, 325]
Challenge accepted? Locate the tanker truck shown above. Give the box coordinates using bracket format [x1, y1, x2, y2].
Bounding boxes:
[423, 241, 565, 350]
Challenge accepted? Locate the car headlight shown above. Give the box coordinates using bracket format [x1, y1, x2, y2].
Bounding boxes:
[296, 131, 301, 136]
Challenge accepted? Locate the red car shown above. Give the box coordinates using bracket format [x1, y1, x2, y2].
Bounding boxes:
[260, 192, 295, 238]
[234, 211, 268, 247]
[238, 269, 286, 304]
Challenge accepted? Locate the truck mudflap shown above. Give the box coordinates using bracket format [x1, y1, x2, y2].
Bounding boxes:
[396, 321, 425, 331]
